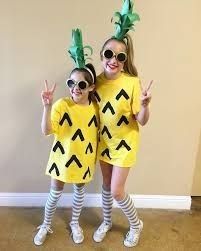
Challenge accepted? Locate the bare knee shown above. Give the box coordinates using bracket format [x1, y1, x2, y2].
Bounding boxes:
[100, 161, 113, 190]
[74, 183, 85, 189]
[51, 179, 64, 191]
[111, 187, 125, 201]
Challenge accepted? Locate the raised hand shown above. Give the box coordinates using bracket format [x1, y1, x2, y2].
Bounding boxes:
[140, 80, 153, 107]
[41, 80, 56, 106]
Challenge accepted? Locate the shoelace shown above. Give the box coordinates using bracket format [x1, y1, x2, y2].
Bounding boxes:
[37, 225, 53, 234]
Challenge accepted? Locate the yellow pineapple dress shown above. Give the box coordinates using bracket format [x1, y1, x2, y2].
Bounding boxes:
[95, 72, 141, 167]
[45, 97, 98, 183]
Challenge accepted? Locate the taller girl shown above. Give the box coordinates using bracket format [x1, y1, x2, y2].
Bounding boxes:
[93, 0, 152, 248]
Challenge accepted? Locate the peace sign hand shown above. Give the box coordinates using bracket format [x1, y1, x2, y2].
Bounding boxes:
[140, 80, 153, 107]
[41, 80, 56, 106]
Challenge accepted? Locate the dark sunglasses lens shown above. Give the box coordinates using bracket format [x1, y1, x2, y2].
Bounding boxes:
[78, 81, 87, 90]
[104, 49, 114, 59]
[117, 53, 126, 62]
[67, 79, 74, 88]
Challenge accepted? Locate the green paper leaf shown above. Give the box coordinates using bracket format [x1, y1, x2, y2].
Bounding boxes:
[68, 28, 93, 68]
[121, 0, 131, 16]
[83, 45, 93, 56]
[112, 0, 140, 40]
[113, 11, 122, 22]
[115, 22, 121, 26]
[85, 57, 93, 63]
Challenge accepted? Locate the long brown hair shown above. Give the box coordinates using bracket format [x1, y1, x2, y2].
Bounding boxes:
[100, 34, 138, 77]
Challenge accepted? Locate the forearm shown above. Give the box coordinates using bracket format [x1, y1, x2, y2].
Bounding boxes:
[136, 105, 150, 126]
[41, 105, 52, 135]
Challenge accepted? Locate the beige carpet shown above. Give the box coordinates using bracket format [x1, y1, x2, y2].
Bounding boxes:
[0, 206, 201, 251]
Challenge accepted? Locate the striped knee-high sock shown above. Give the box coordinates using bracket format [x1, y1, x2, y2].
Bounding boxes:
[43, 188, 63, 227]
[71, 184, 85, 225]
[102, 186, 113, 224]
[117, 194, 140, 230]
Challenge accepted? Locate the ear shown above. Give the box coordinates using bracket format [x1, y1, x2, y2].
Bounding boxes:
[89, 84, 95, 92]
[100, 51, 103, 61]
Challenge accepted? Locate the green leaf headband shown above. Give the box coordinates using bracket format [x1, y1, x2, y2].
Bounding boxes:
[112, 0, 140, 40]
[68, 29, 93, 69]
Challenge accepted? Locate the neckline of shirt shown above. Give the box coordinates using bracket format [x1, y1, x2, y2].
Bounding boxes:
[64, 97, 91, 108]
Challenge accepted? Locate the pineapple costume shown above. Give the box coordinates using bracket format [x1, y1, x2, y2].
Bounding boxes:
[45, 29, 98, 183]
[46, 97, 98, 183]
[95, 0, 141, 167]
[95, 72, 141, 167]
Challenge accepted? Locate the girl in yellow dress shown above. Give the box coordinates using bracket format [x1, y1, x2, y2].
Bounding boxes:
[34, 29, 98, 246]
[93, 0, 153, 248]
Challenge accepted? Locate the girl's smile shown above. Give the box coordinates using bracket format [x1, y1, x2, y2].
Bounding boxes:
[68, 71, 94, 105]
[102, 40, 126, 79]
[107, 63, 118, 70]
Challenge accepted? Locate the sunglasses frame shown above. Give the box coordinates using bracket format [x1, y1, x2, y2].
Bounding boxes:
[66, 79, 89, 90]
[103, 49, 127, 63]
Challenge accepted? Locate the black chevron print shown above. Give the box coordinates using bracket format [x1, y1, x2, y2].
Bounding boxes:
[101, 126, 112, 139]
[83, 167, 91, 180]
[102, 102, 115, 115]
[116, 89, 129, 100]
[117, 115, 129, 126]
[59, 113, 72, 126]
[72, 129, 84, 141]
[116, 140, 131, 151]
[101, 148, 111, 160]
[49, 163, 60, 176]
[88, 115, 98, 127]
[94, 91, 101, 102]
[53, 141, 65, 154]
[85, 142, 93, 154]
[65, 155, 82, 168]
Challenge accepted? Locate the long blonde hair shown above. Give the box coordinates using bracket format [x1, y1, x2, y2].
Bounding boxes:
[100, 34, 138, 77]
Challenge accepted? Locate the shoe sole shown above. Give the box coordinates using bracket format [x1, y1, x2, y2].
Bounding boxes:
[70, 226, 84, 244]
[72, 236, 84, 244]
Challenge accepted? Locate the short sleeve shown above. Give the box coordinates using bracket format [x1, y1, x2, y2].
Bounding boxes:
[131, 77, 141, 115]
[51, 100, 62, 134]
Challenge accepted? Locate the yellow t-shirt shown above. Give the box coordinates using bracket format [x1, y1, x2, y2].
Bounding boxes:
[46, 97, 99, 183]
[95, 72, 141, 167]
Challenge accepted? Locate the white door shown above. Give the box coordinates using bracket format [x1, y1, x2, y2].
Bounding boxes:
[191, 133, 201, 195]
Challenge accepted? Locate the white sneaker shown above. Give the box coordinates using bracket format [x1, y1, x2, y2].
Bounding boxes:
[69, 222, 84, 244]
[93, 222, 112, 242]
[124, 220, 143, 247]
[33, 225, 53, 246]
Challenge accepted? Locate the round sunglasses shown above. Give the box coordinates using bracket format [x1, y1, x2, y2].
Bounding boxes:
[103, 49, 127, 63]
[66, 79, 89, 90]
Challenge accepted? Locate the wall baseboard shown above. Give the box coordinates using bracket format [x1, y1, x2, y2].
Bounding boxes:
[0, 193, 191, 210]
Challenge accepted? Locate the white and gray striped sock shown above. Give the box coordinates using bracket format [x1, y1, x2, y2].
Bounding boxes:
[71, 184, 85, 225]
[102, 186, 113, 225]
[117, 194, 140, 230]
[43, 188, 63, 227]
